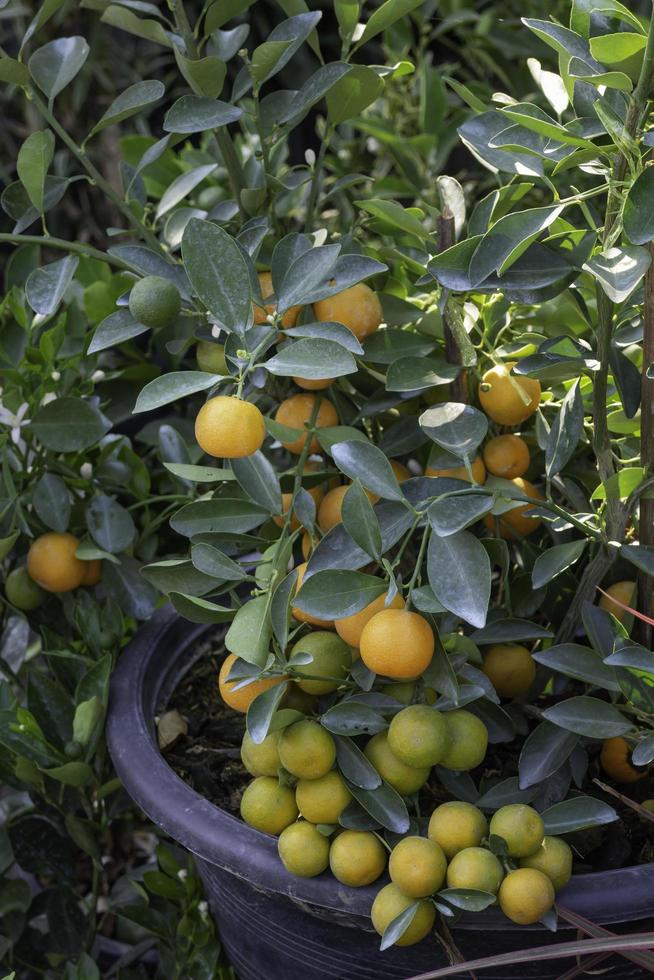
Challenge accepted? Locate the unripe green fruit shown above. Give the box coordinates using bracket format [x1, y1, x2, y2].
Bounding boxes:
[5, 566, 46, 611]
[129, 276, 181, 328]
[64, 740, 83, 759]
[196, 340, 228, 375]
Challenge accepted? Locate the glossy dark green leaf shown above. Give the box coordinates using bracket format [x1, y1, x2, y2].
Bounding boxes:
[271, 568, 297, 650]
[584, 246, 651, 303]
[347, 779, 410, 833]
[624, 166, 654, 245]
[133, 371, 220, 413]
[327, 64, 384, 124]
[225, 596, 272, 666]
[632, 736, 654, 767]
[16, 129, 54, 213]
[231, 451, 282, 513]
[543, 696, 631, 738]
[170, 499, 269, 536]
[280, 62, 352, 121]
[87, 80, 164, 140]
[29, 36, 89, 101]
[294, 569, 386, 619]
[283, 320, 364, 354]
[169, 592, 235, 624]
[438, 889, 497, 912]
[246, 682, 288, 744]
[334, 734, 381, 789]
[33, 473, 71, 532]
[518, 720, 579, 789]
[88, 309, 148, 353]
[533, 644, 620, 691]
[419, 403, 488, 459]
[308, 502, 414, 574]
[542, 796, 617, 834]
[342, 481, 383, 560]
[25, 254, 78, 316]
[100, 4, 173, 46]
[156, 164, 218, 221]
[103, 556, 158, 620]
[174, 50, 226, 99]
[427, 530, 491, 628]
[331, 440, 404, 501]
[321, 702, 387, 736]
[85, 496, 136, 554]
[30, 396, 110, 451]
[163, 95, 242, 134]
[428, 494, 494, 536]
[531, 539, 586, 588]
[546, 379, 584, 477]
[476, 777, 538, 809]
[469, 206, 564, 286]
[380, 902, 420, 951]
[265, 338, 356, 379]
[182, 218, 251, 331]
[386, 356, 459, 392]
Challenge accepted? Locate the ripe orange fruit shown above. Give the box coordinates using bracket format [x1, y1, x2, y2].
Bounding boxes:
[301, 531, 313, 561]
[599, 580, 636, 622]
[481, 644, 536, 699]
[253, 271, 301, 328]
[478, 362, 541, 426]
[80, 559, 102, 587]
[27, 533, 85, 593]
[218, 654, 286, 714]
[371, 884, 435, 946]
[334, 589, 404, 647]
[313, 282, 382, 342]
[278, 719, 336, 779]
[483, 477, 543, 539]
[317, 484, 379, 533]
[600, 736, 648, 783]
[388, 836, 447, 898]
[273, 487, 324, 531]
[359, 609, 434, 679]
[390, 460, 411, 482]
[292, 562, 334, 629]
[426, 454, 486, 484]
[329, 830, 386, 886]
[293, 376, 333, 391]
[275, 394, 338, 454]
[195, 396, 266, 458]
[498, 868, 555, 925]
[483, 434, 530, 479]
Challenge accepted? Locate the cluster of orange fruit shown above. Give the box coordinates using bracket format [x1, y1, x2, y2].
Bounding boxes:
[5, 532, 101, 611]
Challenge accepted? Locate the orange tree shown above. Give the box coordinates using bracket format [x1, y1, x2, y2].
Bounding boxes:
[1, 0, 654, 966]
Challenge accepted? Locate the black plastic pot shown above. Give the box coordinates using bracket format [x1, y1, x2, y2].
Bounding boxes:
[107, 608, 654, 980]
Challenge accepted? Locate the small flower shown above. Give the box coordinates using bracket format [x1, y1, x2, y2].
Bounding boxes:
[352, 22, 365, 41]
[80, 462, 93, 480]
[91, 369, 106, 383]
[198, 900, 208, 917]
[211, 324, 222, 339]
[51, 370, 61, 381]
[305, 148, 316, 167]
[0, 401, 31, 451]
[40, 392, 57, 407]
[177, 869, 188, 881]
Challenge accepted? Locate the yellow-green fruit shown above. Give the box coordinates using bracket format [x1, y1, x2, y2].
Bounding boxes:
[446, 847, 504, 894]
[5, 566, 46, 610]
[364, 732, 430, 796]
[643, 799, 654, 813]
[290, 631, 352, 695]
[489, 804, 544, 859]
[196, 340, 228, 375]
[387, 704, 448, 768]
[428, 801, 488, 860]
[388, 836, 447, 898]
[519, 836, 573, 890]
[295, 771, 352, 824]
[439, 709, 488, 771]
[498, 868, 555, 925]
[278, 720, 336, 780]
[129, 275, 181, 328]
[329, 830, 386, 887]
[240, 776, 299, 835]
[241, 730, 281, 777]
[278, 821, 330, 877]
[381, 681, 416, 705]
[371, 884, 436, 947]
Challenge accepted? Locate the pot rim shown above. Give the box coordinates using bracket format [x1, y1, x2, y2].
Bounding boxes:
[107, 606, 654, 930]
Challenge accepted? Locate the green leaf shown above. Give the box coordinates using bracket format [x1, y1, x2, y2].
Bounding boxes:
[531, 540, 586, 588]
[86, 80, 165, 141]
[279, 62, 352, 122]
[156, 164, 218, 221]
[294, 569, 387, 619]
[182, 218, 252, 332]
[33, 473, 71, 532]
[169, 592, 235, 624]
[29, 36, 89, 102]
[475, 777, 538, 809]
[251, 40, 293, 84]
[0, 532, 20, 562]
[225, 596, 272, 666]
[284, 320, 364, 354]
[133, 371, 220, 413]
[100, 5, 173, 47]
[170, 498, 268, 536]
[356, 198, 428, 240]
[163, 462, 233, 482]
[354, 0, 423, 49]
[205, 0, 256, 31]
[632, 736, 654, 767]
[546, 379, 584, 478]
[30, 396, 110, 451]
[334, 735, 381, 789]
[331, 440, 404, 501]
[88, 309, 147, 354]
[428, 495, 494, 537]
[380, 902, 420, 951]
[499, 103, 595, 149]
[470, 619, 553, 644]
[327, 65, 384, 125]
[0, 56, 30, 86]
[191, 543, 247, 581]
[43, 762, 94, 786]
[620, 543, 654, 576]
[571, 0, 645, 35]
[469, 206, 565, 286]
[623, 167, 654, 246]
[265, 338, 356, 379]
[17, 130, 54, 214]
[72, 697, 103, 748]
[163, 95, 242, 134]
[591, 466, 650, 502]
[543, 696, 632, 738]
[231, 452, 282, 513]
[25, 255, 78, 316]
[342, 481, 383, 560]
[174, 49, 226, 99]
[518, 720, 579, 789]
[589, 32, 645, 65]
[427, 530, 491, 629]
[321, 702, 386, 737]
[246, 681, 288, 744]
[386, 356, 459, 392]
[584, 246, 651, 303]
[438, 888, 497, 912]
[347, 779, 410, 833]
[542, 796, 618, 834]
[533, 644, 620, 691]
[419, 403, 488, 459]
[85, 495, 136, 553]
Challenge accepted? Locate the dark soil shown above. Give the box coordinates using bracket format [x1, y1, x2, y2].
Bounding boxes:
[165, 639, 654, 872]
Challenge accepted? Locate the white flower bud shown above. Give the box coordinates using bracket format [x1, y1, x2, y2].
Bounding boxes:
[80, 462, 93, 479]
[51, 370, 61, 381]
[40, 392, 57, 407]
[91, 369, 106, 383]
[177, 869, 188, 881]
[305, 148, 316, 167]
